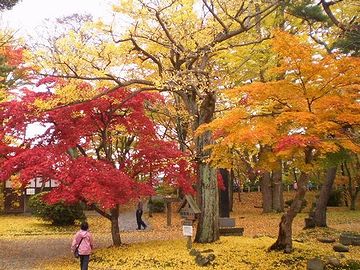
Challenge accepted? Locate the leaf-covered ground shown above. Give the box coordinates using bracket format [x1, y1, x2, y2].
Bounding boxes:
[1, 191, 359, 269]
[39, 236, 360, 270]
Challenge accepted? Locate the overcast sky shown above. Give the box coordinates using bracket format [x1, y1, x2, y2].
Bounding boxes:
[0, 0, 115, 37]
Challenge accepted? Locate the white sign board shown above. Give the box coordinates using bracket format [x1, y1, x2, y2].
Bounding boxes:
[182, 225, 193, 237]
[26, 188, 36, 195]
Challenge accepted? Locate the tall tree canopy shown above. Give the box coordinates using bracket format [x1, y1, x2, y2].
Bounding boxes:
[198, 30, 360, 251]
[0, 79, 194, 245]
[29, 0, 281, 243]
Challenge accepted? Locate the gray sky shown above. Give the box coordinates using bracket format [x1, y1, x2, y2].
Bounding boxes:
[1, 0, 114, 37]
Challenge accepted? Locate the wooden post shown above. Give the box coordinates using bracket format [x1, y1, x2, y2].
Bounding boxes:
[182, 219, 193, 250]
[187, 235, 192, 249]
[178, 195, 200, 249]
[148, 196, 153, 217]
[166, 201, 172, 226]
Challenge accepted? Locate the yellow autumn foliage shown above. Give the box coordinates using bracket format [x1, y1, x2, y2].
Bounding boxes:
[37, 236, 360, 270]
[1, 192, 360, 269]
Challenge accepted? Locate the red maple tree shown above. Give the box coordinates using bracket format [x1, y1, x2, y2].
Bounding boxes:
[0, 80, 194, 245]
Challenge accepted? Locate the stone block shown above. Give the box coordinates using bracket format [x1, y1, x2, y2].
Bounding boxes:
[219, 217, 235, 228]
[219, 227, 244, 236]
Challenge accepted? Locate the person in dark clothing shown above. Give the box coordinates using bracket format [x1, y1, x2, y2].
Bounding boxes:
[136, 197, 147, 230]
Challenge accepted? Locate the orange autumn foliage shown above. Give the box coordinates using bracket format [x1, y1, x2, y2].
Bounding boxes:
[198, 30, 360, 169]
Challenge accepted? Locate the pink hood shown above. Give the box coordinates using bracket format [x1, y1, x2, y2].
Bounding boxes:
[71, 230, 94, 255]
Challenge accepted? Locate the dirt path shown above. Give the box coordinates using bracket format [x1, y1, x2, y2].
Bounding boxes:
[0, 211, 157, 270]
[0, 236, 108, 270]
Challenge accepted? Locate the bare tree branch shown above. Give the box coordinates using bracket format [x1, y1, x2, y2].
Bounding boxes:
[209, 2, 279, 45]
[308, 23, 332, 54]
[321, 0, 346, 30]
[130, 36, 164, 75]
[215, 35, 271, 51]
[202, 0, 229, 33]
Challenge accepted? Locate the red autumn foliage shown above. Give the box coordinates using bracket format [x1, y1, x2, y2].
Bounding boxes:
[0, 83, 195, 209]
[274, 134, 320, 152]
[35, 76, 60, 87]
[217, 172, 225, 191]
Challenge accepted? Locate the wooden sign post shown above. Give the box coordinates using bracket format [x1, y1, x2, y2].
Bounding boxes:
[164, 196, 179, 227]
[177, 195, 201, 250]
[182, 219, 193, 249]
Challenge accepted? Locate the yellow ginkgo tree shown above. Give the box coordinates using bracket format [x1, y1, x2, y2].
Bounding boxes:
[198, 30, 360, 252]
[30, 0, 281, 243]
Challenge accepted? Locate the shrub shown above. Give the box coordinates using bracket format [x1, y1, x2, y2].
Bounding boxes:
[327, 189, 342, 207]
[148, 198, 165, 213]
[29, 192, 85, 225]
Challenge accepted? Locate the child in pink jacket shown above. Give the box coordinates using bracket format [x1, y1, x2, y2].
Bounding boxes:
[71, 221, 94, 270]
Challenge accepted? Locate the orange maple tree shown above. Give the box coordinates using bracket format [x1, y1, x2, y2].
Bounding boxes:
[198, 30, 360, 252]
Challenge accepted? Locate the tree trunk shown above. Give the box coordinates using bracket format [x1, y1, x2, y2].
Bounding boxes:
[174, 94, 189, 152]
[343, 161, 357, 210]
[261, 171, 273, 213]
[272, 168, 284, 212]
[148, 196, 153, 217]
[195, 161, 219, 242]
[194, 130, 219, 243]
[0, 182, 5, 213]
[182, 90, 218, 243]
[93, 204, 121, 246]
[313, 167, 337, 227]
[350, 192, 357, 210]
[270, 171, 309, 252]
[219, 168, 230, 217]
[110, 206, 121, 246]
[270, 148, 313, 252]
[229, 169, 234, 211]
[350, 196, 356, 211]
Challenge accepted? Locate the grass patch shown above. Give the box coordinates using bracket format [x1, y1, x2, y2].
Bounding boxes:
[0, 215, 109, 238]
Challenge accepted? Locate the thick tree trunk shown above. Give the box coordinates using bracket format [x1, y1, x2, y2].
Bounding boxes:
[181, 90, 218, 243]
[259, 146, 283, 213]
[272, 169, 284, 213]
[313, 167, 337, 227]
[110, 206, 121, 246]
[270, 149, 313, 252]
[261, 171, 273, 213]
[270, 171, 309, 252]
[93, 204, 121, 246]
[195, 161, 219, 242]
[195, 130, 219, 243]
[219, 168, 230, 217]
[174, 95, 189, 152]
